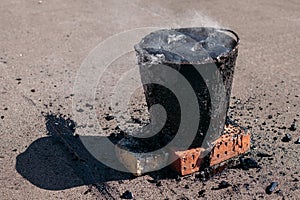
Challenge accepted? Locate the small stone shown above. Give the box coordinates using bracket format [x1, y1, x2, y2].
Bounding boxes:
[257, 152, 272, 158]
[275, 190, 283, 195]
[268, 115, 273, 119]
[218, 180, 230, 189]
[156, 181, 162, 187]
[1, 116, 4, 119]
[198, 189, 205, 197]
[184, 184, 189, 189]
[76, 108, 84, 112]
[120, 190, 133, 199]
[239, 157, 260, 170]
[30, 89, 35, 93]
[266, 182, 278, 194]
[281, 133, 292, 142]
[289, 122, 297, 131]
[243, 183, 250, 190]
[83, 188, 92, 195]
[295, 138, 300, 144]
[105, 115, 114, 121]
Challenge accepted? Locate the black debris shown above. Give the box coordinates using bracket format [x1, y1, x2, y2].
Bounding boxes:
[281, 133, 292, 142]
[120, 190, 133, 199]
[156, 181, 162, 187]
[266, 182, 278, 194]
[131, 116, 142, 124]
[76, 108, 84, 113]
[295, 138, 300, 144]
[83, 188, 92, 195]
[105, 115, 114, 121]
[239, 157, 261, 170]
[267, 115, 273, 119]
[30, 89, 35, 93]
[85, 103, 93, 109]
[212, 180, 231, 190]
[257, 152, 272, 158]
[218, 180, 231, 189]
[198, 189, 205, 197]
[243, 183, 250, 190]
[289, 122, 297, 131]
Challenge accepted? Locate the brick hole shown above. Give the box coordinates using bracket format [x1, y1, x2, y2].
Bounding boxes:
[192, 164, 195, 168]
[225, 151, 228, 155]
[217, 154, 220, 158]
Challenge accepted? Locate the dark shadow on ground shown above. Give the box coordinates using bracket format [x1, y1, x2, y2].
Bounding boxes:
[15, 113, 178, 191]
[15, 113, 136, 190]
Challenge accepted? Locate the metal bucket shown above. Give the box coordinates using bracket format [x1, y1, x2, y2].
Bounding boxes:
[135, 27, 239, 150]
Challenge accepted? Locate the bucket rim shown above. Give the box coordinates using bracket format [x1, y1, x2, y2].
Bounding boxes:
[135, 27, 240, 65]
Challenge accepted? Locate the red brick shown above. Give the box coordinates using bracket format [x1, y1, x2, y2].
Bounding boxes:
[169, 124, 251, 176]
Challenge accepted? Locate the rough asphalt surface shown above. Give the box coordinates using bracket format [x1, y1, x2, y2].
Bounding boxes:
[0, 0, 299, 199]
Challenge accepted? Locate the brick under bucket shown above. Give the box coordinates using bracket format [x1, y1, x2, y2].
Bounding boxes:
[115, 27, 243, 176]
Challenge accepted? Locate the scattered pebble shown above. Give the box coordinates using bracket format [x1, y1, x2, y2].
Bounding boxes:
[156, 181, 162, 187]
[30, 89, 36, 93]
[281, 133, 292, 142]
[198, 189, 205, 197]
[1, 116, 4, 119]
[295, 138, 300, 144]
[266, 182, 278, 194]
[218, 180, 231, 189]
[120, 190, 133, 199]
[212, 180, 231, 190]
[243, 183, 250, 190]
[239, 157, 260, 170]
[257, 152, 272, 158]
[289, 122, 297, 131]
[76, 108, 84, 112]
[105, 115, 114, 121]
[275, 189, 283, 195]
[83, 188, 92, 195]
[267, 115, 273, 119]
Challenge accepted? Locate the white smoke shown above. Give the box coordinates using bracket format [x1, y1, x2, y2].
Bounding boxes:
[171, 10, 222, 28]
